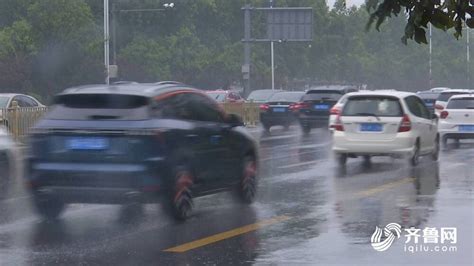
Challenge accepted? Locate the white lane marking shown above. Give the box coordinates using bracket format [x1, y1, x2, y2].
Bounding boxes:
[277, 159, 327, 169]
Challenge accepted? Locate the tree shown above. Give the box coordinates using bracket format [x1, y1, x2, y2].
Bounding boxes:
[0, 0, 472, 97]
[367, 0, 474, 44]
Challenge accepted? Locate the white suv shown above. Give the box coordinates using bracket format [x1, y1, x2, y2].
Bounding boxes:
[332, 91, 439, 166]
[438, 94, 474, 148]
[434, 89, 472, 115]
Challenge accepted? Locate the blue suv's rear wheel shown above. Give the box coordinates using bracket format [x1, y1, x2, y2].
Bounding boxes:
[166, 167, 194, 220]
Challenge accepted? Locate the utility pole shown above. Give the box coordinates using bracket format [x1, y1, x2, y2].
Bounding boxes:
[467, 26, 470, 89]
[270, 0, 275, 90]
[429, 24, 432, 89]
[104, 0, 110, 85]
[243, 5, 251, 95]
[112, 3, 117, 65]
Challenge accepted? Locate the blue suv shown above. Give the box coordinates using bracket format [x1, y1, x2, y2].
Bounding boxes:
[26, 82, 258, 220]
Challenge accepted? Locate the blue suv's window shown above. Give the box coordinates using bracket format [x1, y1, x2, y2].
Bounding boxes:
[46, 94, 150, 120]
[153, 93, 223, 123]
[152, 94, 192, 120]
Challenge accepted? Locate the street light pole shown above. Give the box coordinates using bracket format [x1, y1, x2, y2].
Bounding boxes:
[467, 26, 470, 89]
[429, 24, 432, 89]
[112, 2, 117, 65]
[270, 0, 275, 91]
[104, 0, 110, 85]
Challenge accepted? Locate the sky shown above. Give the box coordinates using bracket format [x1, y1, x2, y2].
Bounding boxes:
[327, 0, 365, 7]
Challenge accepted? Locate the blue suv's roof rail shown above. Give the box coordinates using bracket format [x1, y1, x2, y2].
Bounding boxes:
[153, 81, 185, 86]
[111, 81, 138, 85]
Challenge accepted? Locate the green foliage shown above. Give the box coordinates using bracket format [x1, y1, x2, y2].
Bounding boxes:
[0, 19, 36, 58]
[27, 0, 96, 43]
[367, 0, 473, 44]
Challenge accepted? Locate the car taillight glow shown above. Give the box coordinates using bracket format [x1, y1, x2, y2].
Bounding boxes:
[331, 115, 344, 131]
[289, 102, 309, 112]
[398, 114, 412, 132]
[288, 103, 297, 111]
[259, 104, 270, 111]
[435, 104, 444, 110]
[330, 107, 341, 115]
[440, 111, 449, 119]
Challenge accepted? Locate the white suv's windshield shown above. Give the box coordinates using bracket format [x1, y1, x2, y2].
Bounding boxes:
[343, 96, 403, 117]
[447, 98, 474, 109]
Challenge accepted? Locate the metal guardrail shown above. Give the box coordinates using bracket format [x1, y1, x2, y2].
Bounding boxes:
[221, 102, 260, 127]
[0, 102, 48, 142]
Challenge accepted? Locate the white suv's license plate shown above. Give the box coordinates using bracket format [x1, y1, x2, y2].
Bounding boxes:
[360, 123, 383, 132]
[67, 137, 109, 150]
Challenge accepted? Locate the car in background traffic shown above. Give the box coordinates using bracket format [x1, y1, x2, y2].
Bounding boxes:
[332, 91, 439, 166]
[259, 91, 304, 132]
[204, 90, 245, 103]
[429, 87, 450, 93]
[295, 86, 358, 133]
[417, 90, 441, 113]
[434, 89, 472, 115]
[26, 82, 258, 221]
[0, 93, 44, 129]
[246, 89, 283, 103]
[438, 94, 474, 148]
[0, 93, 44, 108]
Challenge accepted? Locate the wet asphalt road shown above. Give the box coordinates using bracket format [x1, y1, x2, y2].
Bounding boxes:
[0, 127, 473, 265]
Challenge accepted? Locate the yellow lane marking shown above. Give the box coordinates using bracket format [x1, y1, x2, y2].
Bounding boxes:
[354, 178, 414, 198]
[163, 215, 291, 253]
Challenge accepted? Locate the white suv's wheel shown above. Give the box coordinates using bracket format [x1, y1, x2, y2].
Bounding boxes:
[431, 136, 440, 161]
[410, 141, 420, 166]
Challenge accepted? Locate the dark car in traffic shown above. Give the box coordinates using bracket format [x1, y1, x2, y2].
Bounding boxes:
[259, 91, 305, 132]
[25, 82, 258, 220]
[295, 86, 358, 133]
